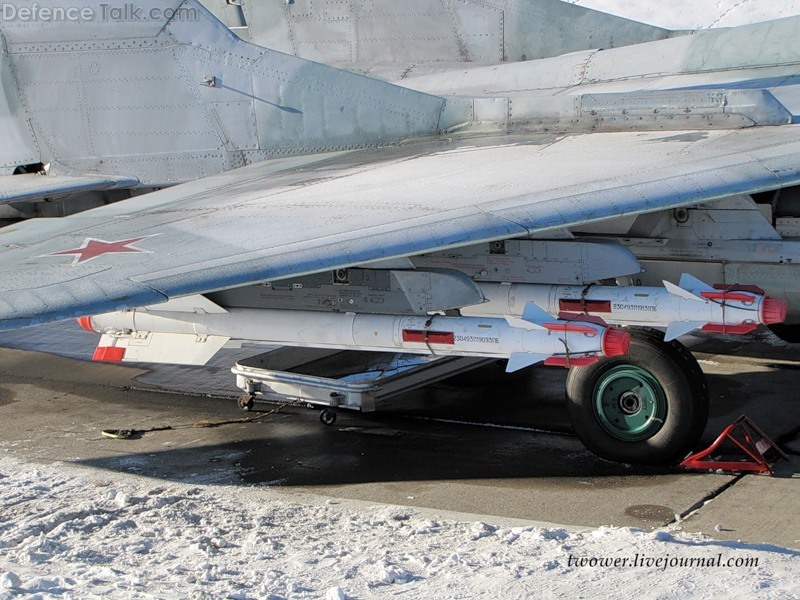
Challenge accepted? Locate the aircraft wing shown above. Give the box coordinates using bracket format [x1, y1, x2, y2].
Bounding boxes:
[0, 173, 139, 204]
[1, 126, 799, 330]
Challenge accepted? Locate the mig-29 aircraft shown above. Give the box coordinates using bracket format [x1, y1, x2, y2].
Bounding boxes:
[0, 0, 799, 465]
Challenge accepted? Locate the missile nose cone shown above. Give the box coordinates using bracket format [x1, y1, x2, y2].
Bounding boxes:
[77, 316, 98, 333]
[602, 328, 630, 357]
[761, 297, 788, 325]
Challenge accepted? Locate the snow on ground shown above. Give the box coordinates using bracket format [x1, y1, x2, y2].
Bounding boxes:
[0, 457, 797, 599]
[566, 0, 800, 29]
[2, 5, 799, 600]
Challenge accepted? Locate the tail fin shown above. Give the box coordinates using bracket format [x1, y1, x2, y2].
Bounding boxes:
[207, 0, 676, 65]
[0, 42, 40, 173]
[0, 0, 444, 186]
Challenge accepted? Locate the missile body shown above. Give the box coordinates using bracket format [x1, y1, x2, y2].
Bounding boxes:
[81, 305, 629, 371]
[80, 274, 782, 368]
[466, 274, 787, 341]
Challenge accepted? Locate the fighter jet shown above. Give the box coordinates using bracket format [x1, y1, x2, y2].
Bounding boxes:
[0, 0, 683, 220]
[1, 0, 799, 465]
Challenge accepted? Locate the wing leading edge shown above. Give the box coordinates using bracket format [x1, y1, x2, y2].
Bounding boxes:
[0, 173, 140, 205]
[1, 126, 799, 330]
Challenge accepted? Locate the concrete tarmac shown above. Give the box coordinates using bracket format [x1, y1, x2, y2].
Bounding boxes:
[0, 330, 798, 549]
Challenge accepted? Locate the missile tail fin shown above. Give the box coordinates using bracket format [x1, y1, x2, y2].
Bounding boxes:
[664, 278, 704, 301]
[664, 321, 705, 341]
[522, 302, 554, 324]
[506, 352, 549, 373]
[505, 301, 552, 330]
[505, 316, 545, 331]
[678, 273, 715, 294]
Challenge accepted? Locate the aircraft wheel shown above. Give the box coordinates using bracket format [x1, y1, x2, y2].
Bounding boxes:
[238, 394, 255, 412]
[565, 328, 709, 465]
[768, 323, 800, 343]
[320, 408, 337, 426]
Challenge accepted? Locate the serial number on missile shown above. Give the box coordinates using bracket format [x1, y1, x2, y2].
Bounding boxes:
[455, 335, 501, 344]
[612, 303, 658, 312]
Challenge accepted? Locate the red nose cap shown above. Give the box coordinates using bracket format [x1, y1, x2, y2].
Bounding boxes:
[77, 316, 97, 333]
[602, 328, 630, 357]
[761, 297, 788, 325]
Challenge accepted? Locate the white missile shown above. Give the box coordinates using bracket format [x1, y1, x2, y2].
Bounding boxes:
[78, 303, 630, 372]
[465, 274, 787, 341]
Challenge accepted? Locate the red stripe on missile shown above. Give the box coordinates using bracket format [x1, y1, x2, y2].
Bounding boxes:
[558, 299, 612, 313]
[542, 322, 599, 334]
[92, 347, 126, 362]
[701, 323, 758, 335]
[700, 291, 756, 303]
[544, 356, 600, 368]
[402, 330, 455, 345]
[557, 313, 608, 327]
[712, 283, 764, 295]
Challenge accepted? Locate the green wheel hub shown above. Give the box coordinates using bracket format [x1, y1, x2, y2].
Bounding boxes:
[593, 365, 667, 442]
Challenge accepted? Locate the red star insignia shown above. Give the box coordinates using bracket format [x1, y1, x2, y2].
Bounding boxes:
[45, 236, 154, 264]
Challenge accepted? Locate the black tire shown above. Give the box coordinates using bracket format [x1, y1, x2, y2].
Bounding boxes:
[566, 328, 709, 465]
[768, 323, 800, 343]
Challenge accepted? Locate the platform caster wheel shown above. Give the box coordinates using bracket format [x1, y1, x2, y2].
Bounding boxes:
[565, 328, 709, 465]
[320, 408, 337, 426]
[238, 394, 255, 412]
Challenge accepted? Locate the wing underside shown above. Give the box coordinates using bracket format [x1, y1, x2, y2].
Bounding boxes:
[0, 126, 799, 330]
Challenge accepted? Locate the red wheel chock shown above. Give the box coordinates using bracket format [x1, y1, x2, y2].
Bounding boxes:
[680, 415, 789, 475]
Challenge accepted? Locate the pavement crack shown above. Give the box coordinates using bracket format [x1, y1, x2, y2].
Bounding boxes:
[96, 397, 302, 440]
[668, 474, 747, 526]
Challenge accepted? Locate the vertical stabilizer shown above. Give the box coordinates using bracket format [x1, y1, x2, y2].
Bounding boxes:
[198, 0, 677, 66]
[0, 39, 40, 173]
[0, 0, 444, 185]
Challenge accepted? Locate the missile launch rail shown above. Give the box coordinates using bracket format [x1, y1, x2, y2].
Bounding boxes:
[232, 347, 493, 425]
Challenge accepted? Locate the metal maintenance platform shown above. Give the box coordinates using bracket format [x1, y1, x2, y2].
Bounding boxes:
[232, 347, 493, 424]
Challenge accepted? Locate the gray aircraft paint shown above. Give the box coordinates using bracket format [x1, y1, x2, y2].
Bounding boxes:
[199, 0, 677, 66]
[1, 1, 798, 203]
[1, 126, 799, 330]
[0, 0, 444, 184]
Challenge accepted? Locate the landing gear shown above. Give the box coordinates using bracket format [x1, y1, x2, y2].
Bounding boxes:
[320, 408, 338, 426]
[238, 394, 255, 412]
[768, 323, 800, 343]
[566, 328, 709, 465]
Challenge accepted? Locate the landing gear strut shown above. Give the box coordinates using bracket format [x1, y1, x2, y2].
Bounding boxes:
[566, 328, 709, 465]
